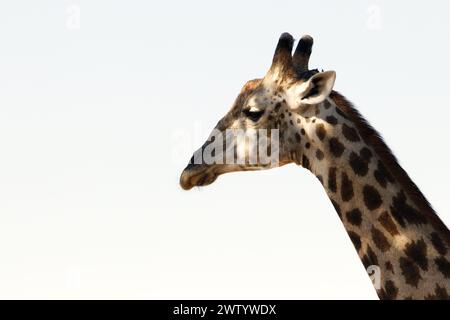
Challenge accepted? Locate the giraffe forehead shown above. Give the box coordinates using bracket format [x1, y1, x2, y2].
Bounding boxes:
[242, 86, 282, 109]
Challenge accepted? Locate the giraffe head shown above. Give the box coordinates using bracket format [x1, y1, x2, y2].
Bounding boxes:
[180, 33, 336, 190]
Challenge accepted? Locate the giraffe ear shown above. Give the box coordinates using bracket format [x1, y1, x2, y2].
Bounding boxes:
[294, 71, 336, 107]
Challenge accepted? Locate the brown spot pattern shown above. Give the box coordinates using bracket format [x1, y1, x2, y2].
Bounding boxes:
[380, 280, 398, 300]
[302, 155, 310, 170]
[435, 257, 450, 278]
[430, 232, 448, 255]
[346, 208, 362, 226]
[349, 151, 369, 176]
[377, 211, 399, 236]
[399, 257, 421, 287]
[425, 284, 450, 300]
[390, 191, 428, 227]
[360, 147, 373, 162]
[341, 172, 354, 202]
[363, 185, 382, 210]
[329, 138, 344, 157]
[371, 226, 391, 252]
[404, 239, 428, 271]
[342, 123, 361, 142]
[316, 149, 324, 160]
[374, 161, 394, 189]
[325, 115, 338, 125]
[362, 246, 378, 269]
[348, 231, 361, 251]
[328, 167, 337, 193]
[316, 124, 326, 141]
[385, 261, 394, 272]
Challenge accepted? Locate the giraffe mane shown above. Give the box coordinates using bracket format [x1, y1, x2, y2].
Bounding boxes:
[330, 90, 450, 246]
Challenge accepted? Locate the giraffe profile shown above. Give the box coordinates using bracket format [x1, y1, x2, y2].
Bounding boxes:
[179, 33, 450, 299]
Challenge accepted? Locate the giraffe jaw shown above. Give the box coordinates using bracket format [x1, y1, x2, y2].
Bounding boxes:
[180, 163, 271, 190]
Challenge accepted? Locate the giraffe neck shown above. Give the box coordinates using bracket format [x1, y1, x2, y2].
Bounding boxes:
[289, 93, 450, 299]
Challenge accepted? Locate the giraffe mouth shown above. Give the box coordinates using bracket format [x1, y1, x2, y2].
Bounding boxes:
[179, 165, 218, 190]
[180, 163, 268, 190]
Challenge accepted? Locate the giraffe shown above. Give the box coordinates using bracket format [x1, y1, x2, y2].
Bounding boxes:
[179, 33, 450, 299]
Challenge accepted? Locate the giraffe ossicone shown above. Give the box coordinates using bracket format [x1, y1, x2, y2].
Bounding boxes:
[179, 32, 450, 300]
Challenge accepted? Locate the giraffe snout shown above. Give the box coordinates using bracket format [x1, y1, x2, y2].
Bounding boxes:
[179, 169, 193, 190]
[179, 162, 217, 190]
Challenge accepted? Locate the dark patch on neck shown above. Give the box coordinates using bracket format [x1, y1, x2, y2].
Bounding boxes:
[315, 123, 326, 141]
[328, 138, 344, 157]
[374, 161, 394, 189]
[435, 256, 450, 278]
[378, 211, 400, 236]
[323, 99, 332, 109]
[346, 208, 362, 226]
[342, 123, 361, 142]
[390, 191, 428, 227]
[360, 147, 373, 162]
[349, 151, 369, 176]
[302, 155, 310, 170]
[362, 245, 378, 269]
[385, 261, 394, 272]
[363, 185, 382, 211]
[399, 257, 422, 287]
[315, 149, 324, 160]
[425, 284, 450, 300]
[371, 226, 391, 252]
[325, 115, 338, 125]
[328, 167, 337, 193]
[379, 280, 398, 300]
[404, 239, 428, 271]
[348, 231, 361, 251]
[430, 232, 448, 255]
[341, 172, 354, 202]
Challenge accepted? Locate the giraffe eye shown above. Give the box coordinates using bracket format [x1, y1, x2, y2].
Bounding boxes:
[243, 108, 264, 122]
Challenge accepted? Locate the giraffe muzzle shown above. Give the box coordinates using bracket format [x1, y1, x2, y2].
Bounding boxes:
[179, 163, 218, 190]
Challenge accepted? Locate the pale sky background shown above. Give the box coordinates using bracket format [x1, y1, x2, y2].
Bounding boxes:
[0, 1, 449, 299]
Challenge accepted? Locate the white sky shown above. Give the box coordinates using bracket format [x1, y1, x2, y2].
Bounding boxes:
[0, 0, 449, 299]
